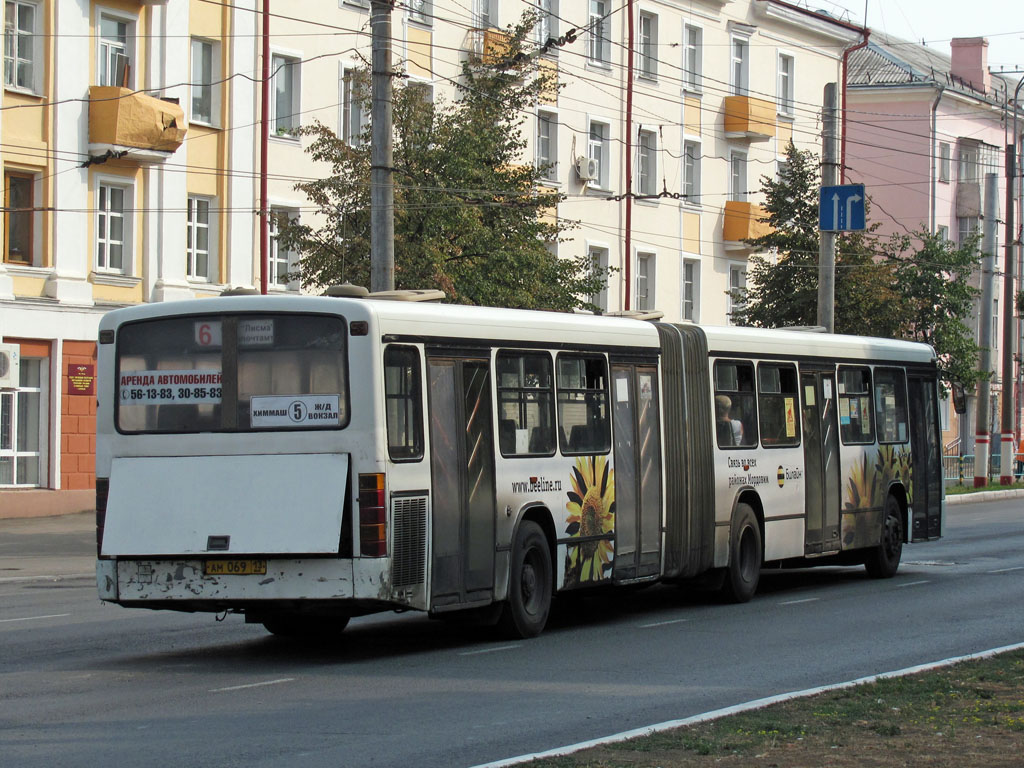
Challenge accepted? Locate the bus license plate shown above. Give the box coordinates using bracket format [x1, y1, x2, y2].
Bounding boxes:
[205, 559, 267, 576]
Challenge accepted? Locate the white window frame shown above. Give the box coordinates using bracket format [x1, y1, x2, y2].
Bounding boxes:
[637, 11, 657, 80]
[682, 258, 699, 321]
[683, 139, 701, 206]
[474, 0, 493, 28]
[269, 206, 300, 291]
[537, 109, 558, 183]
[938, 141, 951, 183]
[271, 52, 301, 139]
[728, 261, 747, 324]
[587, 242, 610, 311]
[729, 151, 747, 202]
[4, 0, 39, 93]
[588, 0, 611, 66]
[729, 35, 749, 96]
[937, 224, 949, 241]
[777, 52, 794, 117]
[190, 38, 220, 127]
[95, 177, 133, 275]
[0, 356, 48, 488]
[408, 0, 431, 26]
[682, 22, 702, 93]
[535, 0, 558, 49]
[637, 128, 657, 196]
[588, 118, 611, 190]
[339, 63, 368, 147]
[96, 8, 136, 89]
[957, 216, 978, 244]
[187, 195, 215, 282]
[635, 250, 655, 311]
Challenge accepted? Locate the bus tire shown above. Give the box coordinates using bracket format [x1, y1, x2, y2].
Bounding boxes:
[864, 494, 903, 579]
[722, 503, 762, 603]
[262, 614, 350, 639]
[499, 521, 552, 639]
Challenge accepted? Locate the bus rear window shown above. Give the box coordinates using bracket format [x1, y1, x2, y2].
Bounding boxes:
[116, 314, 348, 433]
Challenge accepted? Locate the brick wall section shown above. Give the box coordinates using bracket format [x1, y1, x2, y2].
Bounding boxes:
[62, 341, 97, 491]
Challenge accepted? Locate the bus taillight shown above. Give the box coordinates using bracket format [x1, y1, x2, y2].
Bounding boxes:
[358, 473, 387, 557]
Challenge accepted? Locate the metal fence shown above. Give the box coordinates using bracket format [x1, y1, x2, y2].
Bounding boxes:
[943, 453, 1024, 485]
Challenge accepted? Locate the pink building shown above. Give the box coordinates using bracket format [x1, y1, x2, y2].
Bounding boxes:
[845, 32, 1023, 459]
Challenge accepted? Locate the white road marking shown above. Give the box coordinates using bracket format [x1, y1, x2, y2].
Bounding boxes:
[0, 574, 93, 584]
[896, 580, 931, 588]
[779, 598, 819, 605]
[0, 613, 71, 624]
[459, 645, 520, 656]
[209, 678, 294, 693]
[988, 566, 1024, 574]
[469, 641, 1024, 768]
[639, 618, 689, 628]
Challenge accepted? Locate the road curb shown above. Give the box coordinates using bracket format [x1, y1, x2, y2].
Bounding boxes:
[946, 488, 1024, 505]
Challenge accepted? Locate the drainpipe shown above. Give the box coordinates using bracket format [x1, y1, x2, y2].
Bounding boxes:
[259, 0, 270, 294]
[840, 28, 870, 184]
[623, 0, 634, 311]
[929, 86, 945, 232]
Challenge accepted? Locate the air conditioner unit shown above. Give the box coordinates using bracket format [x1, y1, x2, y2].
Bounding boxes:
[575, 156, 599, 182]
[0, 344, 19, 389]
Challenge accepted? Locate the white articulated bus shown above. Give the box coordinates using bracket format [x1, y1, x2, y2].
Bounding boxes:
[95, 294, 943, 638]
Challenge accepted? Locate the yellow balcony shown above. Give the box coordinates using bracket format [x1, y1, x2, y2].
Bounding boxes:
[467, 28, 512, 65]
[723, 201, 772, 248]
[88, 86, 186, 163]
[723, 95, 776, 141]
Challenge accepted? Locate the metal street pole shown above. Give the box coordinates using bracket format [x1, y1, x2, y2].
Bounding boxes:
[975, 172, 999, 486]
[817, 83, 838, 333]
[370, 0, 395, 293]
[1001, 97, 1020, 483]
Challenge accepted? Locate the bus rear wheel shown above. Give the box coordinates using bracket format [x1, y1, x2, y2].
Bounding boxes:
[865, 495, 903, 579]
[722, 503, 762, 603]
[499, 521, 552, 639]
[261, 614, 350, 639]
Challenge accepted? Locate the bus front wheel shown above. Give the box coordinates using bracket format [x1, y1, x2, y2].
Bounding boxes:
[499, 521, 552, 639]
[722, 503, 762, 603]
[865, 495, 903, 579]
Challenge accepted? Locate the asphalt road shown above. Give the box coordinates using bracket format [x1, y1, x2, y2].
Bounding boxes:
[1, 500, 1022, 768]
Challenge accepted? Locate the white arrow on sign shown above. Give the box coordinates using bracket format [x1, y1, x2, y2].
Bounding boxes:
[846, 193, 862, 227]
[832, 192, 840, 229]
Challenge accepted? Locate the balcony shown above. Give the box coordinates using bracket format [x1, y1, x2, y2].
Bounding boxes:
[88, 86, 186, 164]
[466, 28, 511, 65]
[723, 201, 772, 249]
[723, 95, 776, 141]
[955, 181, 981, 218]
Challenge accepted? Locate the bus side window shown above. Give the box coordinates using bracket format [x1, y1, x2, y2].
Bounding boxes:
[556, 355, 610, 455]
[384, 346, 424, 461]
[496, 351, 556, 457]
[874, 367, 909, 444]
[713, 360, 757, 449]
[838, 366, 874, 445]
[757, 363, 799, 447]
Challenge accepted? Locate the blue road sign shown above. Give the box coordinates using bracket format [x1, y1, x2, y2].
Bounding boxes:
[819, 184, 866, 232]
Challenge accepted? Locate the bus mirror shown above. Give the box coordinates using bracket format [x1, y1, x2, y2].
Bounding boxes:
[951, 382, 966, 415]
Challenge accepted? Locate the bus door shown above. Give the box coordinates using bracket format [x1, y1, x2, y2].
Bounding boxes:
[427, 355, 496, 609]
[907, 374, 942, 540]
[800, 368, 841, 555]
[610, 362, 663, 581]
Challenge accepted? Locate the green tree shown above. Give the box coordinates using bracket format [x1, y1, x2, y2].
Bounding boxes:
[275, 13, 607, 310]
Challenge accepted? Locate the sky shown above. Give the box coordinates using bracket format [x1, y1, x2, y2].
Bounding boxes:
[809, 0, 1024, 75]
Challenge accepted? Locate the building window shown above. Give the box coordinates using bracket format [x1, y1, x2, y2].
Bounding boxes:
[683, 23, 702, 91]
[683, 140, 700, 204]
[588, 0, 610, 65]
[729, 152, 747, 202]
[340, 67, 368, 147]
[638, 12, 657, 79]
[3, 171, 33, 264]
[96, 182, 129, 274]
[98, 13, 132, 88]
[0, 356, 47, 487]
[475, 0, 492, 28]
[937, 224, 949, 241]
[636, 252, 654, 311]
[537, 111, 557, 181]
[408, 0, 431, 25]
[939, 142, 950, 183]
[682, 259, 698, 321]
[777, 53, 793, 116]
[957, 216, 978, 244]
[730, 36, 748, 96]
[637, 129, 656, 196]
[588, 120, 609, 189]
[588, 244, 608, 311]
[186, 196, 213, 281]
[269, 208, 299, 289]
[957, 142, 979, 182]
[535, 0, 557, 47]
[271, 54, 300, 137]
[190, 39, 218, 125]
[4, 0, 36, 91]
[728, 262, 746, 323]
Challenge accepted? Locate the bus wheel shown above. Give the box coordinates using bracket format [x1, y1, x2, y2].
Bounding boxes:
[262, 615, 350, 638]
[865, 495, 903, 579]
[499, 521, 552, 639]
[722, 503, 762, 603]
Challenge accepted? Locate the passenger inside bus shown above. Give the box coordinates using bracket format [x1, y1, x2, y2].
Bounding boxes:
[715, 395, 744, 446]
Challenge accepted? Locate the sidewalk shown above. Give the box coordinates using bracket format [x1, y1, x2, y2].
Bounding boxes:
[0, 511, 95, 583]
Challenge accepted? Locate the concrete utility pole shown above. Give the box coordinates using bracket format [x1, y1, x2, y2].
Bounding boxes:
[1001, 135, 1018, 483]
[975, 172, 999, 486]
[817, 82, 838, 333]
[370, 0, 395, 293]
